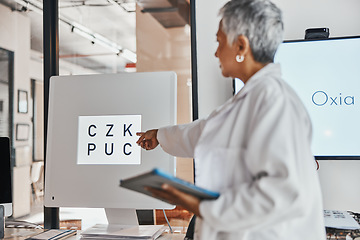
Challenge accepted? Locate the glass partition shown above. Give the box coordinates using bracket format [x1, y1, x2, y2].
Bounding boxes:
[0, 0, 193, 232]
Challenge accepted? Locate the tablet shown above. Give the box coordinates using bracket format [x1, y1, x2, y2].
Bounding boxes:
[120, 168, 220, 203]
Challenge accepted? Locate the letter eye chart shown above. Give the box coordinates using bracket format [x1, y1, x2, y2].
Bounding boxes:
[77, 115, 141, 165]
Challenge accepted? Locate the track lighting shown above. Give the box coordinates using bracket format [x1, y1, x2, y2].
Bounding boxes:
[13, 0, 137, 63]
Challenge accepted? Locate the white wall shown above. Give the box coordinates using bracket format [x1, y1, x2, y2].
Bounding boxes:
[196, 0, 360, 212]
[272, 0, 360, 40]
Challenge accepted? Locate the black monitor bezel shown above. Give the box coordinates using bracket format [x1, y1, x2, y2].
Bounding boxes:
[280, 35, 360, 160]
[283, 35, 360, 43]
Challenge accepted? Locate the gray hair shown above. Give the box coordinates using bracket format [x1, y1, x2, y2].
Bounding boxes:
[219, 0, 284, 63]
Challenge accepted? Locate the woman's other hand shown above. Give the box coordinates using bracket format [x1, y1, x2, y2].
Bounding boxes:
[146, 184, 202, 217]
[136, 129, 159, 150]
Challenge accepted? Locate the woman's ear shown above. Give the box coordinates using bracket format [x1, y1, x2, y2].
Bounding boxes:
[236, 35, 250, 56]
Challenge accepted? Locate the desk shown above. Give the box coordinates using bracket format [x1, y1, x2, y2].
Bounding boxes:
[4, 228, 185, 240]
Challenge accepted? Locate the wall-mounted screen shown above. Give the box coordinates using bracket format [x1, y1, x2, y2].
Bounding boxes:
[274, 36, 360, 160]
[234, 37, 360, 159]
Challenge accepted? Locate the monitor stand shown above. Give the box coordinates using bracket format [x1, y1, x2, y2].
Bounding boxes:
[82, 209, 164, 239]
[105, 208, 138, 225]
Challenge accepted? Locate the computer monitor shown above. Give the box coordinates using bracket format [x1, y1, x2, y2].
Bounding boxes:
[44, 72, 177, 224]
[0, 137, 12, 217]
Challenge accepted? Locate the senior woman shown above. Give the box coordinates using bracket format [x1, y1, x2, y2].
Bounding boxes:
[137, 0, 326, 239]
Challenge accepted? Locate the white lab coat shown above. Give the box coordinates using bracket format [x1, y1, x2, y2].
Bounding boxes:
[157, 63, 326, 240]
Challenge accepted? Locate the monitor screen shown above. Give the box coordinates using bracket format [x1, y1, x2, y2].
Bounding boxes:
[0, 137, 12, 217]
[44, 72, 177, 215]
[274, 36, 360, 160]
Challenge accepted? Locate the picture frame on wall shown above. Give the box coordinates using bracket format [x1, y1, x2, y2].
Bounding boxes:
[16, 123, 30, 141]
[18, 90, 28, 113]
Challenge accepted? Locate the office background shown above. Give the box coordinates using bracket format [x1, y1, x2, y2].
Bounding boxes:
[0, 0, 359, 230]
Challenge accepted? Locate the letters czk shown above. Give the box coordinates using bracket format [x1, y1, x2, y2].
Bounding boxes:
[77, 115, 141, 165]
